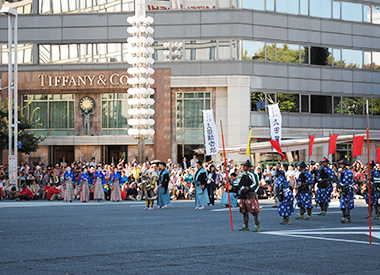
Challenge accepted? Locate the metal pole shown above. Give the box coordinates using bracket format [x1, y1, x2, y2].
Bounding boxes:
[8, 14, 12, 159]
[366, 100, 372, 245]
[14, 13, 18, 164]
[138, 138, 145, 164]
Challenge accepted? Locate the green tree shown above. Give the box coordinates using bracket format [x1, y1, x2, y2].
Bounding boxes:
[0, 98, 46, 155]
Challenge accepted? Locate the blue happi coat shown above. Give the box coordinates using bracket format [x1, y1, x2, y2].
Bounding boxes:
[194, 167, 210, 207]
[315, 165, 336, 204]
[64, 171, 76, 183]
[157, 169, 171, 206]
[78, 173, 92, 186]
[93, 171, 106, 184]
[220, 179, 238, 207]
[339, 168, 354, 210]
[276, 174, 294, 217]
[366, 169, 380, 206]
[296, 170, 314, 209]
[109, 172, 122, 184]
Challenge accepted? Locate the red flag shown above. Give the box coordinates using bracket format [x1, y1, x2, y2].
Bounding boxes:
[309, 134, 316, 159]
[376, 146, 380, 163]
[269, 140, 286, 160]
[352, 135, 365, 157]
[328, 134, 339, 155]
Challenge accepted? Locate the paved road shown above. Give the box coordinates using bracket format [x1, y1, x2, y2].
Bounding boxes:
[0, 199, 379, 275]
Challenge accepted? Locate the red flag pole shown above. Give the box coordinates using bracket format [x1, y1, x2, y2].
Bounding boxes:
[366, 100, 372, 244]
[219, 109, 233, 231]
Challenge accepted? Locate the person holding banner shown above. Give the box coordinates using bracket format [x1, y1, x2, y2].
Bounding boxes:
[193, 162, 209, 210]
[315, 157, 336, 216]
[274, 169, 294, 225]
[338, 159, 355, 223]
[235, 160, 261, 232]
[364, 161, 380, 219]
[295, 162, 314, 220]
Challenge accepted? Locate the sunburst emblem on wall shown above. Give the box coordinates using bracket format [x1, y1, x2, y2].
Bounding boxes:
[79, 96, 95, 112]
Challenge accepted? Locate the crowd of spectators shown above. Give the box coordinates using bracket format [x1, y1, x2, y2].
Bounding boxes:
[0, 155, 375, 203]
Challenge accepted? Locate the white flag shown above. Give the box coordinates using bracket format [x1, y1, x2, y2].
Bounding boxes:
[268, 103, 282, 141]
[203, 110, 219, 156]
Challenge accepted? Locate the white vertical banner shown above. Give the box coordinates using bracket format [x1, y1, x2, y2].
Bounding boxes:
[203, 109, 219, 156]
[268, 103, 282, 141]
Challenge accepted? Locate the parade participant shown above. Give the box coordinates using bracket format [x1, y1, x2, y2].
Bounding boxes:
[338, 159, 355, 223]
[365, 161, 380, 219]
[295, 161, 314, 220]
[315, 157, 336, 216]
[157, 162, 171, 209]
[93, 166, 106, 202]
[274, 169, 294, 225]
[78, 167, 91, 202]
[220, 172, 239, 208]
[193, 162, 209, 210]
[109, 167, 122, 202]
[207, 165, 217, 206]
[235, 160, 261, 232]
[140, 162, 158, 210]
[63, 166, 76, 203]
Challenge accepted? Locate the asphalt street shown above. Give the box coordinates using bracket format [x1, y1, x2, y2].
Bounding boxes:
[0, 198, 379, 275]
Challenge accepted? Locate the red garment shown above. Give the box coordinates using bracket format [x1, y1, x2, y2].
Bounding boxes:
[46, 187, 62, 200]
[18, 188, 34, 199]
[0, 187, 3, 197]
[43, 185, 49, 192]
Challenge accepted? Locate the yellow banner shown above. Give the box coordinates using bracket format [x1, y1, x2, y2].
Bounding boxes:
[246, 128, 253, 156]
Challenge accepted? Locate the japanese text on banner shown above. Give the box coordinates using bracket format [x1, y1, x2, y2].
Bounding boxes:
[268, 103, 282, 141]
[203, 110, 219, 156]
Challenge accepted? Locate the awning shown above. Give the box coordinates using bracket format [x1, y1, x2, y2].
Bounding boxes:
[194, 135, 362, 155]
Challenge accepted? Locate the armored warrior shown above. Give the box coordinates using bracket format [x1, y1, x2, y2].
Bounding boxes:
[274, 169, 294, 225]
[109, 167, 122, 202]
[338, 159, 354, 223]
[295, 161, 314, 220]
[157, 162, 171, 209]
[193, 162, 210, 210]
[236, 160, 261, 232]
[93, 166, 106, 202]
[63, 166, 76, 203]
[315, 157, 337, 216]
[78, 167, 91, 203]
[140, 162, 159, 210]
[364, 161, 380, 219]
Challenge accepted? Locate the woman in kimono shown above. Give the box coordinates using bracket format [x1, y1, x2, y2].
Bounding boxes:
[78, 167, 91, 203]
[109, 167, 122, 202]
[63, 166, 76, 203]
[93, 166, 106, 202]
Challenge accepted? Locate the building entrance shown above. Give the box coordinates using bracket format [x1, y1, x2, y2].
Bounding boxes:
[52, 146, 75, 165]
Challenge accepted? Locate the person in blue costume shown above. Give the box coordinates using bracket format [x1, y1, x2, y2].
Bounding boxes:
[109, 167, 122, 202]
[338, 159, 355, 223]
[93, 166, 106, 202]
[193, 162, 209, 210]
[235, 160, 261, 232]
[157, 162, 171, 209]
[365, 161, 380, 219]
[315, 157, 337, 216]
[295, 161, 314, 220]
[78, 167, 91, 202]
[274, 169, 294, 225]
[63, 166, 76, 203]
[220, 172, 239, 208]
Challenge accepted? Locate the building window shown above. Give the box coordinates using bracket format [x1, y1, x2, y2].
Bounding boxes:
[1, 0, 33, 14]
[1, 44, 33, 65]
[22, 94, 75, 136]
[101, 93, 131, 135]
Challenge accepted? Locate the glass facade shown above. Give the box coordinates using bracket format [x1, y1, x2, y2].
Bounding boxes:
[101, 93, 131, 135]
[22, 94, 75, 136]
[1, 44, 33, 65]
[1, 0, 33, 14]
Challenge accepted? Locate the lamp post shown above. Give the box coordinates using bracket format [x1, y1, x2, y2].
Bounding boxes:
[1, 7, 18, 186]
[126, 0, 155, 164]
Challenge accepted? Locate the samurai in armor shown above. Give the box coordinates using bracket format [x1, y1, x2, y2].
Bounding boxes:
[274, 169, 294, 225]
[193, 162, 209, 210]
[365, 161, 380, 219]
[78, 167, 91, 203]
[109, 167, 122, 202]
[236, 160, 261, 232]
[220, 172, 239, 208]
[140, 162, 158, 211]
[63, 166, 76, 203]
[315, 157, 337, 216]
[338, 159, 354, 223]
[157, 162, 171, 209]
[295, 161, 314, 220]
[93, 166, 106, 202]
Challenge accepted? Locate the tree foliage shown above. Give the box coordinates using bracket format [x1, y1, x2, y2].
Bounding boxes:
[0, 98, 46, 155]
